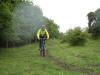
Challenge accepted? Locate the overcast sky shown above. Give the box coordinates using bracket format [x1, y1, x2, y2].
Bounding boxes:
[31, 0, 100, 33]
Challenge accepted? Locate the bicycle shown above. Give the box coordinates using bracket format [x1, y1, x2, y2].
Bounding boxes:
[40, 38, 47, 57]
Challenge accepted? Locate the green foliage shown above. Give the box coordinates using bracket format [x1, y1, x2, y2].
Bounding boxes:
[0, 0, 60, 47]
[83, 27, 92, 39]
[11, 3, 43, 41]
[58, 32, 65, 40]
[45, 18, 59, 38]
[0, 0, 44, 47]
[87, 12, 95, 33]
[63, 27, 86, 46]
[87, 8, 100, 39]
[87, 12, 95, 23]
[91, 23, 100, 39]
[91, 8, 100, 39]
[0, 3, 13, 42]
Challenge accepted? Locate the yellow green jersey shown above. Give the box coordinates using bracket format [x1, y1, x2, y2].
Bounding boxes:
[37, 29, 49, 39]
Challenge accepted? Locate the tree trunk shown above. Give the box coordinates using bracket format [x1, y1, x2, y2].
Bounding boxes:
[88, 22, 92, 33]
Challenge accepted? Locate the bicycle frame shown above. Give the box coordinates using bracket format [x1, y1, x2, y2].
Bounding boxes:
[40, 38, 46, 57]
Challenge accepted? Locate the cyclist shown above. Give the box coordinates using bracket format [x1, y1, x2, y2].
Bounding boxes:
[37, 25, 49, 51]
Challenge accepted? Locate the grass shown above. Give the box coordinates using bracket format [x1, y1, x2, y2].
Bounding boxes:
[0, 39, 100, 75]
[0, 42, 83, 75]
[47, 39, 100, 75]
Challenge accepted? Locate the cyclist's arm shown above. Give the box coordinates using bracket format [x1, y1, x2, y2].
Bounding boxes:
[45, 29, 49, 39]
[37, 29, 41, 39]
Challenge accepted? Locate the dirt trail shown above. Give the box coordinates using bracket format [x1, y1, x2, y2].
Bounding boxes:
[45, 50, 94, 75]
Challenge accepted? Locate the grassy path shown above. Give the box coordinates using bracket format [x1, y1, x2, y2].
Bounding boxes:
[0, 42, 84, 75]
[0, 39, 100, 75]
[46, 50, 94, 75]
[46, 39, 100, 75]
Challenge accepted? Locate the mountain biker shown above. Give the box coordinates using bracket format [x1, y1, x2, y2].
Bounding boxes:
[37, 25, 49, 50]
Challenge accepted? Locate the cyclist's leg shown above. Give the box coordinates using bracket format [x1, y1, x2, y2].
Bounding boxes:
[40, 43, 43, 56]
[43, 44, 46, 56]
[39, 40, 42, 50]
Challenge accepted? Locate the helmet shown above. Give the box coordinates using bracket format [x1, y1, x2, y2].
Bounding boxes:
[41, 25, 46, 31]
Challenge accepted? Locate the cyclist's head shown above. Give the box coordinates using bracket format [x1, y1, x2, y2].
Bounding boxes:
[41, 25, 46, 31]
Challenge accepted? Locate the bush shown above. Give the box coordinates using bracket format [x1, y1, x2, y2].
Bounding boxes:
[83, 27, 92, 39]
[64, 27, 87, 46]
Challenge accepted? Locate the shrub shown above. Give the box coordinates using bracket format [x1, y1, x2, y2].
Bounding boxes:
[83, 27, 92, 39]
[64, 27, 87, 46]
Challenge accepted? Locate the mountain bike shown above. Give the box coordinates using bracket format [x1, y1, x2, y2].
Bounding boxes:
[40, 38, 47, 57]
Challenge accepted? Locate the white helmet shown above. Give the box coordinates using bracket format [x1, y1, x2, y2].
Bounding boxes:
[41, 25, 46, 31]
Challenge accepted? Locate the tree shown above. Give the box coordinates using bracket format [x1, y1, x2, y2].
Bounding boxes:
[12, 3, 44, 43]
[0, 3, 13, 47]
[91, 8, 100, 38]
[87, 12, 95, 33]
[45, 18, 59, 38]
[0, 0, 45, 47]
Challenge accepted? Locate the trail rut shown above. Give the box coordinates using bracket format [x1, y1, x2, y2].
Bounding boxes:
[45, 50, 94, 75]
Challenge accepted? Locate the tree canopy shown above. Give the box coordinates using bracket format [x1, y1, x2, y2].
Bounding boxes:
[0, 0, 60, 47]
[0, 0, 44, 47]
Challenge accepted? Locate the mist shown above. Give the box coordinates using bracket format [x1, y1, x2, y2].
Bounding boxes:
[11, 3, 46, 42]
